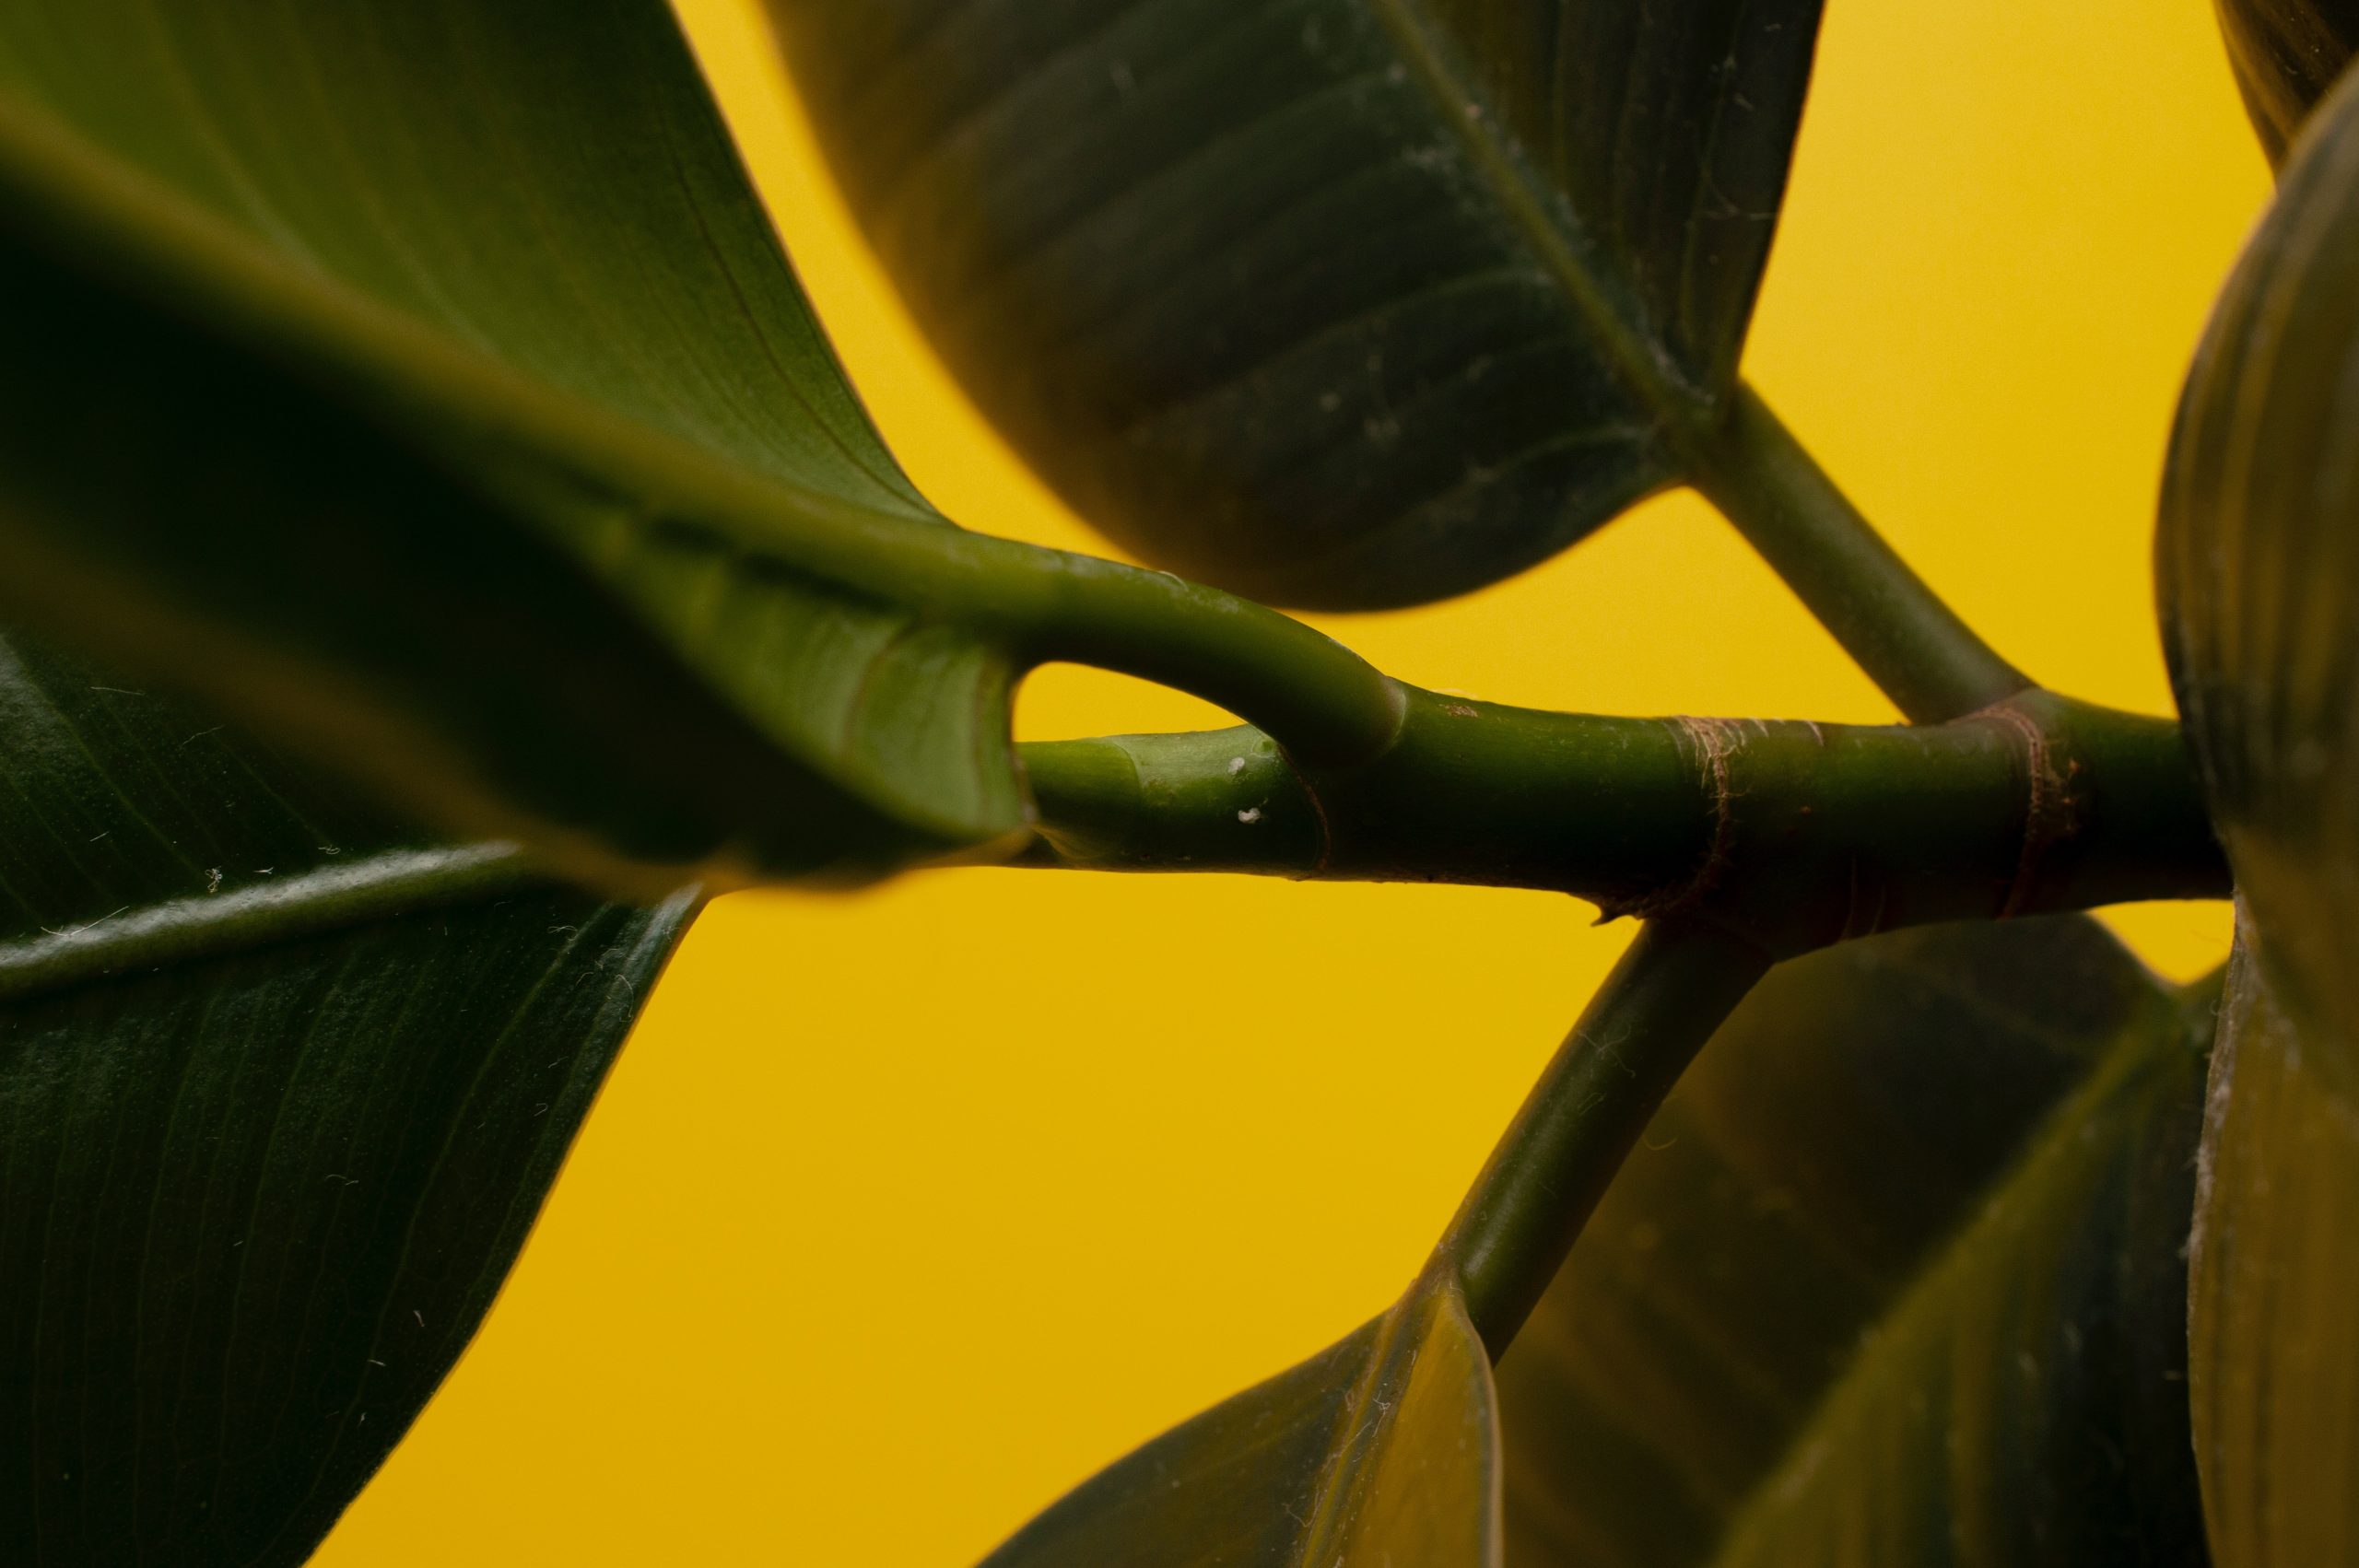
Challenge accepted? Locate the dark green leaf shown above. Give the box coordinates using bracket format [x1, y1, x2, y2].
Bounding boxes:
[0, 627, 693, 1564]
[0, 2, 1392, 897]
[2159, 63, 2359, 1089]
[1498, 919, 2212, 1567]
[982, 920, 2208, 1568]
[2214, 0, 2359, 166]
[2189, 919, 2359, 1567]
[2158, 74, 2359, 1565]
[770, 0, 1825, 609]
[0, 0, 1018, 894]
[983, 1275, 1497, 1568]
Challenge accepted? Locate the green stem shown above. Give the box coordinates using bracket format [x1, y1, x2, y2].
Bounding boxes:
[999, 545, 1408, 768]
[1694, 387, 2031, 724]
[1015, 686, 2229, 957]
[1438, 921, 1771, 1350]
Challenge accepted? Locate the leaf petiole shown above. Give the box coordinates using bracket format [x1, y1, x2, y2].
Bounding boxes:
[1435, 920, 1772, 1351]
[1693, 386, 2032, 724]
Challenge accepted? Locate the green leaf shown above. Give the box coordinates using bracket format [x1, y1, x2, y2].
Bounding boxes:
[980, 920, 2207, 1568]
[0, 626, 694, 1563]
[2189, 918, 2359, 1567]
[2158, 77, 2359, 1564]
[983, 1275, 1498, 1568]
[0, 1, 1395, 897]
[1496, 919, 2212, 1567]
[2213, 0, 2359, 167]
[2158, 63, 2359, 1089]
[769, 0, 1825, 609]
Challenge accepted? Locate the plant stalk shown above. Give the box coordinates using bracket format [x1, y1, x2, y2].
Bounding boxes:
[1694, 387, 2031, 724]
[1016, 686, 2229, 955]
[1438, 920, 1771, 1351]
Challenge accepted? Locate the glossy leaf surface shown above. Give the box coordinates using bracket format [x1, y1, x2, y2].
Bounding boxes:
[2160, 64, 2359, 1088]
[2189, 919, 2359, 1568]
[0, 629, 694, 1563]
[771, 0, 1825, 609]
[0, 0, 1389, 896]
[2214, 0, 2359, 165]
[1497, 919, 2210, 1567]
[984, 1277, 1497, 1568]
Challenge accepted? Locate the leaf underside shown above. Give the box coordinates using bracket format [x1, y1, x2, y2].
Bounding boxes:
[2126, 43, 2359, 1568]
[982, 1279, 1498, 1568]
[0, 0, 1029, 895]
[2189, 919, 2359, 1567]
[1497, 917, 2211, 1568]
[771, 0, 1824, 609]
[2212, 0, 2359, 165]
[977, 919, 2206, 1568]
[2160, 61, 2359, 1091]
[0, 629, 694, 1565]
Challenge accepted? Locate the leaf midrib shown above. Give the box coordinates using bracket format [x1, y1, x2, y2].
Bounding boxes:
[0, 843, 555, 1004]
[1362, 0, 1713, 432]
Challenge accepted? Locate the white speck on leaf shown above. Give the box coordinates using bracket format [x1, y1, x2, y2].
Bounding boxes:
[1227, 756, 1248, 775]
[1238, 807, 1262, 825]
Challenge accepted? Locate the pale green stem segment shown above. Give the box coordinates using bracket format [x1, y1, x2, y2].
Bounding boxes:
[1695, 387, 2033, 725]
[1437, 920, 1772, 1351]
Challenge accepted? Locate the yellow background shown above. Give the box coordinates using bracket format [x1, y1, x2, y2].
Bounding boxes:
[319, 3, 2267, 1562]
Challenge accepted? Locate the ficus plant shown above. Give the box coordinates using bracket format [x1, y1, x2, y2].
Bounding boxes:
[0, 0, 2352, 1562]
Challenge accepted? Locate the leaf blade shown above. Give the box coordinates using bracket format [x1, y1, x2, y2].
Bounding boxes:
[0, 629, 694, 1563]
[2159, 59, 2359, 1089]
[1496, 919, 2211, 1567]
[2188, 919, 2359, 1566]
[982, 1279, 1501, 1568]
[2213, 0, 2359, 167]
[769, 0, 1825, 608]
[0, 0, 1054, 894]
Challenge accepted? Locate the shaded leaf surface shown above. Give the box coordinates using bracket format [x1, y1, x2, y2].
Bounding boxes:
[1497, 919, 2211, 1567]
[2189, 918, 2359, 1568]
[0, 0, 1043, 893]
[984, 1279, 1497, 1568]
[2160, 63, 2359, 1090]
[983, 920, 2207, 1568]
[0, 629, 693, 1564]
[771, 0, 1825, 608]
[2214, 0, 2359, 165]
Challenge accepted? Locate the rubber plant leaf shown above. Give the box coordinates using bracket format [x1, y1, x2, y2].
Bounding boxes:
[769, 0, 1825, 609]
[2159, 63, 2359, 1565]
[2188, 918, 2359, 1567]
[0, 626, 695, 1563]
[1498, 918, 2212, 1568]
[982, 1274, 1498, 1568]
[979, 919, 2206, 1568]
[2160, 62, 2359, 1089]
[2213, 0, 2359, 166]
[0, 1, 1386, 898]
